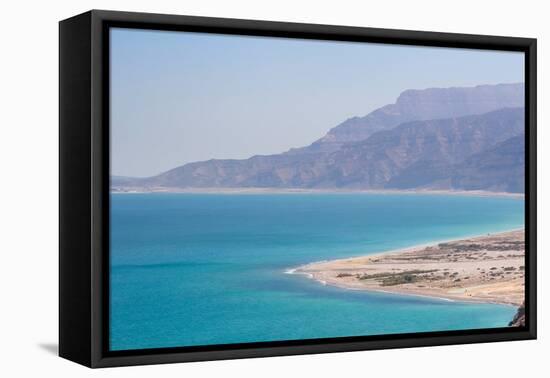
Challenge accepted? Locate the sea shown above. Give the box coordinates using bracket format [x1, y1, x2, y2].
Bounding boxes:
[110, 193, 524, 351]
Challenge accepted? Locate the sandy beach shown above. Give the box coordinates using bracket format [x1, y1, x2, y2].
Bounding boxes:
[295, 230, 525, 306]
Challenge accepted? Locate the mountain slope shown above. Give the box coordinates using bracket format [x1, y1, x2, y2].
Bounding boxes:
[125, 107, 524, 192]
[450, 134, 525, 193]
[303, 107, 524, 189]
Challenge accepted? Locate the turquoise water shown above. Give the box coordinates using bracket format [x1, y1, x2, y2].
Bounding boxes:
[110, 193, 524, 351]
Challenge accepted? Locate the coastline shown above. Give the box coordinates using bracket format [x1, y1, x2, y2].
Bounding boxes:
[291, 229, 525, 306]
[111, 187, 525, 199]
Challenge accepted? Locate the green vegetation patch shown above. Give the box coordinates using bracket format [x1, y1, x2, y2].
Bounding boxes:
[358, 269, 439, 286]
[336, 273, 353, 278]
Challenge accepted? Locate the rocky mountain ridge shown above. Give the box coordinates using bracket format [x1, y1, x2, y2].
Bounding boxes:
[112, 83, 526, 193]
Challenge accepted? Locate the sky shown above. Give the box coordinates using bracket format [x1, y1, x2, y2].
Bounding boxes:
[110, 28, 524, 177]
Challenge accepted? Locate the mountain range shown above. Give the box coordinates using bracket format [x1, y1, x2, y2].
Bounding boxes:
[112, 83, 526, 193]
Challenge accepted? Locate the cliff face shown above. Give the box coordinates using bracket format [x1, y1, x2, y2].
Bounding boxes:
[112, 83, 526, 193]
[509, 302, 526, 327]
[290, 83, 525, 154]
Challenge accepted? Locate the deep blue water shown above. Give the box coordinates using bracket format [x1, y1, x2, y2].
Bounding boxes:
[110, 193, 524, 351]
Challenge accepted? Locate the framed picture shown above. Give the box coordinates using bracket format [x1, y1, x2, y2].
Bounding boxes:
[59, 10, 537, 368]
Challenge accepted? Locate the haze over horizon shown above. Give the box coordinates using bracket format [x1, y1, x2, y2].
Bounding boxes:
[110, 28, 524, 177]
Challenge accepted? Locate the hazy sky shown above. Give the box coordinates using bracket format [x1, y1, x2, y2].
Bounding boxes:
[110, 28, 524, 177]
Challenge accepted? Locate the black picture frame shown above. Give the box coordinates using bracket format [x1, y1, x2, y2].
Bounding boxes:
[59, 9, 537, 368]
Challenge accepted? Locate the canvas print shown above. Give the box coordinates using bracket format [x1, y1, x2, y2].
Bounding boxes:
[109, 28, 526, 351]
